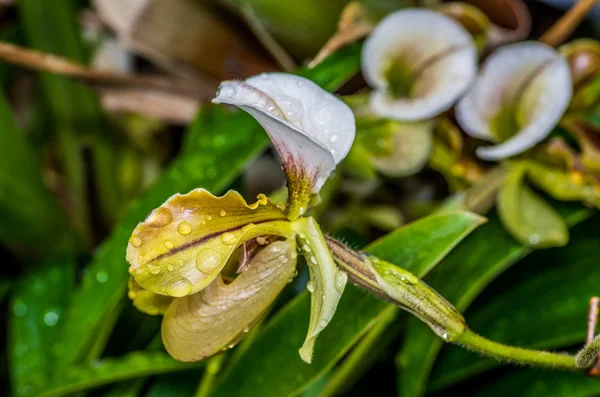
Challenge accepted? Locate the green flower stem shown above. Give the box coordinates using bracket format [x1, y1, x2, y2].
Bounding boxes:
[455, 329, 577, 370]
[325, 236, 598, 372]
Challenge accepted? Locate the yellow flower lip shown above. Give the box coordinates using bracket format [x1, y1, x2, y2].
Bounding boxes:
[126, 189, 291, 297]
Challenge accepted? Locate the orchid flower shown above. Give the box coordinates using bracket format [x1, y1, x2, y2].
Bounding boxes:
[456, 42, 573, 160]
[362, 9, 478, 121]
[126, 73, 354, 363]
[125, 72, 600, 372]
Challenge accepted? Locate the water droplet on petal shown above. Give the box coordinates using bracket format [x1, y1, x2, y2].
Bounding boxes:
[220, 210, 227, 217]
[167, 278, 193, 297]
[306, 280, 315, 292]
[221, 232, 237, 245]
[164, 240, 174, 249]
[146, 207, 173, 228]
[129, 235, 143, 247]
[330, 134, 338, 143]
[207, 215, 213, 221]
[167, 264, 174, 272]
[147, 264, 161, 275]
[334, 270, 347, 293]
[196, 251, 221, 274]
[177, 221, 192, 235]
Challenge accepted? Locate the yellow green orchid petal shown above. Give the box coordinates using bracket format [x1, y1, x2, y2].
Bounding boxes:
[497, 162, 568, 248]
[128, 277, 173, 316]
[456, 42, 572, 160]
[292, 217, 347, 363]
[367, 120, 434, 177]
[162, 240, 297, 362]
[362, 9, 477, 121]
[126, 189, 291, 297]
[212, 73, 355, 219]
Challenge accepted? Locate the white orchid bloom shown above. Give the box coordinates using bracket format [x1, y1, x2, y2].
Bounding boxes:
[456, 42, 572, 160]
[213, 73, 355, 219]
[362, 9, 478, 121]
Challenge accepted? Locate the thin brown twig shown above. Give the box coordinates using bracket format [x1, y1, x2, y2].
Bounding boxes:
[586, 297, 600, 376]
[540, 0, 599, 47]
[0, 40, 213, 100]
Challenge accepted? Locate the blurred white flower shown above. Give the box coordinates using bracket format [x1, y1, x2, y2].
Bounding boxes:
[456, 42, 572, 160]
[362, 9, 478, 121]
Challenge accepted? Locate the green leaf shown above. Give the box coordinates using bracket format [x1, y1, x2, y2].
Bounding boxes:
[58, 47, 361, 369]
[209, 212, 484, 397]
[317, 306, 400, 397]
[497, 162, 568, 248]
[30, 351, 202, 397]
[429, 215, 600, 392]
[396, 204, 591, 397]
[8, 261, 75, 397]
[0, 89, 74, 258]
[473, 369, 600, 397]
[146, 371, 201, 397]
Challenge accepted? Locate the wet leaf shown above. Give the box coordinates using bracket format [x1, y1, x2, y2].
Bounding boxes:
[162, 240, 297, 361]
[9, 262, 75, 397]
[497, 162, 569, 248]
[30, 351, 202, 397]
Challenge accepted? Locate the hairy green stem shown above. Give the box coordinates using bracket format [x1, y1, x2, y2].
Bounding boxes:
[456, 329, 577, 370]
[325, 236, 596, 372]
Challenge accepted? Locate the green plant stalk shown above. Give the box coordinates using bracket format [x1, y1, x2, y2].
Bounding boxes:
[326, 237, 596, 372]
[455, 330, 576, 369]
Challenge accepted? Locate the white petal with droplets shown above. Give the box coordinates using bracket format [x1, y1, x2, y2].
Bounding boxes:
[212, 73, 355, 194]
